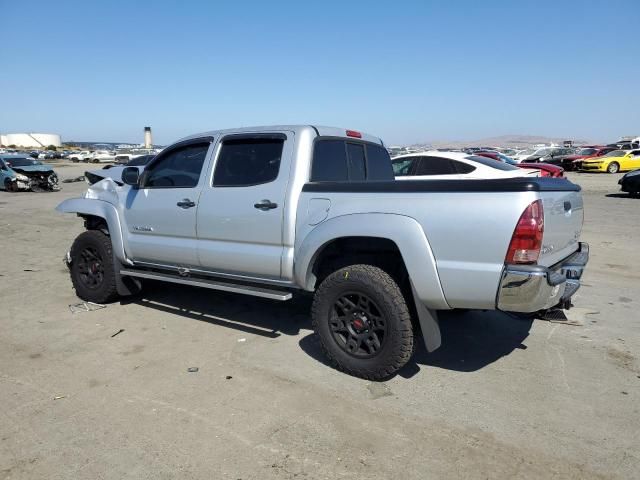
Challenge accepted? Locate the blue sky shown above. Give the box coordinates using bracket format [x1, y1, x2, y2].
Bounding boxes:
[1, 0, 638, 145]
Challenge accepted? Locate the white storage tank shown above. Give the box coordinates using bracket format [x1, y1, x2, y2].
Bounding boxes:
[0, 133, 62, 148]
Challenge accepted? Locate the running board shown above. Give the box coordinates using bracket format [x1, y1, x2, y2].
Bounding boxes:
[119, 269, 293, 301]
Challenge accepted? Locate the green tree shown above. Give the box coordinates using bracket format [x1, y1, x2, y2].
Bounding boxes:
[46, 145, 57, 151]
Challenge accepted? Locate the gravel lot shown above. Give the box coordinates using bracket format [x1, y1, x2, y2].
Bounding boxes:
[1, 164, 638, 479]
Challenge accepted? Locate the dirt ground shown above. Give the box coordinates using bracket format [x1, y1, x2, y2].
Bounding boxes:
[1, 164, 638, 479]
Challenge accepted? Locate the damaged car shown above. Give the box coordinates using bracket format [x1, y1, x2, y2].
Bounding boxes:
[0, 155, 61, 192]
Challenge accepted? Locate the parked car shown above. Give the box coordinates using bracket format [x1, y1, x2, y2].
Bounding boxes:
[475, 151, 564, 177]
[0, 155, 60, 191]
[618, 169, 640, 195]
[545, 146, 617, 171]
[392, 151, 537, 180]
[580, 149, 640, 173]
[69, 151, 93, 162]
[517, 147, 575, 164]
[87, 150, 117, 163]
[512, 148, 547, 162]
[56, 125, 588, 379]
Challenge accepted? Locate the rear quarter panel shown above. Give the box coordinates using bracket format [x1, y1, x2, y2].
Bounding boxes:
[295, 190, 537, 309]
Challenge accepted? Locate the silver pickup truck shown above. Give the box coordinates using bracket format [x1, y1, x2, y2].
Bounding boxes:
[57, 125, 589, 379]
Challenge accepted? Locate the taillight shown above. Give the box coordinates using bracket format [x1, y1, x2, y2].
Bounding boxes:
[346, 129, 362, 138]
[505, 200, 544, 264]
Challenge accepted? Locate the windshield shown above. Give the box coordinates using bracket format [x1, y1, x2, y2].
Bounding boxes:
[519, 148, 535, 155]
[604, 150, 625, 158]
[4, 157, 40, 167]
[466, 155, 519, 171]
[578, 148, 596, 155]
[534, 148, 553, 156]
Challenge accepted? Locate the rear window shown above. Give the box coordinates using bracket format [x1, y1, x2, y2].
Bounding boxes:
[366, 144, 394, 180]
[467, 155, 519, 171]
[311, 140, 349, 181]
[346, 143, 366, 181]
[311, 139, 394, 182]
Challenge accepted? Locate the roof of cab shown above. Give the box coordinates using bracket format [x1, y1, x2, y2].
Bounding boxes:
[176, 125, 384, 146]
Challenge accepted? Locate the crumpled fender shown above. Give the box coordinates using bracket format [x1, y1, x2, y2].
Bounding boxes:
[55, 197, 130, 265]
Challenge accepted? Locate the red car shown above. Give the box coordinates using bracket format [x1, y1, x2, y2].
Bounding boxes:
[559, 146, 618, 171]
[475, 151, 564, 178]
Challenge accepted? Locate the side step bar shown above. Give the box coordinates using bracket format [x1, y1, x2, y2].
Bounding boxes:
[120, 269, 293, 301]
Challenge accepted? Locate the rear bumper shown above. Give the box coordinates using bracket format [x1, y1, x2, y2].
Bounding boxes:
[497, 243, 589, 313]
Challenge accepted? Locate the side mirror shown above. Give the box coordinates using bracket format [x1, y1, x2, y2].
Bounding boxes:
[122, 167, 140, 187]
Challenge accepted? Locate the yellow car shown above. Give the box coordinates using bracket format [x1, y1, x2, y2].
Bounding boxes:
[581, 149, 640, 173]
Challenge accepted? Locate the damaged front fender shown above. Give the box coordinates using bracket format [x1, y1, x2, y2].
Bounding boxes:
[56, 197, 130, 265]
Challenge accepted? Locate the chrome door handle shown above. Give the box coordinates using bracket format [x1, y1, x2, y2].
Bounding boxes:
[254, 199, 278, 210]
[177, 199, 196, 209]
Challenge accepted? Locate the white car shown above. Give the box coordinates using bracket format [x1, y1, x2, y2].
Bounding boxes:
[511, 147, 563, 163]
[87, 150, 117, 163]
[69, 151, 93, 162]
[391, 151, 537, 180]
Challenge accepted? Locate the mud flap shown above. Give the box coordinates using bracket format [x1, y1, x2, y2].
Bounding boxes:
[411, 283, 442, 352]
[113, 256, 142, 296]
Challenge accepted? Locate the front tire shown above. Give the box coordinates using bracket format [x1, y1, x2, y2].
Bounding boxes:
[312, 264, 414, 380]
[70, 230, 119, 303]
[607, 162, 620, 174]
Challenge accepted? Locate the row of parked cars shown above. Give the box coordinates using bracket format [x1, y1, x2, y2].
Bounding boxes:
[388, 146, 640, 196]
[508, 145, 640, 174]
[67, 149, 158, 164]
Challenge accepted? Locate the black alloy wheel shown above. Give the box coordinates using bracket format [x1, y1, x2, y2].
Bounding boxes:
[76, 246, 105, 289]
[329, 292, 388, 358]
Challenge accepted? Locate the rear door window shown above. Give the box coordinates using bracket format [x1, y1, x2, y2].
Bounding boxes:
[414, 156, 458, 175]
[213, 136, 284, 187]
[452, 161, 476, 174]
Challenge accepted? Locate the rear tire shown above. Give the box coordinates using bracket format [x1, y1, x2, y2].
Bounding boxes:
[312, 264, 414, 380]
[70, 230, 119, 303]
[607, 162, 620, 174]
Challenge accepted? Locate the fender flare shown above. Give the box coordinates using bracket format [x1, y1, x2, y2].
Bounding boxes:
[56, 198, 141, 296]
[56, 198, 131, 266]
[294, 213, 449, 310]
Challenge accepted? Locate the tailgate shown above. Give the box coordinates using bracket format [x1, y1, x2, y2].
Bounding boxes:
[538, 189, 584, 267]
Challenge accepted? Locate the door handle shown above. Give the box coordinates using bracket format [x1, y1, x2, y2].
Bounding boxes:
[254, 199, 278, 211]
[177, 199, 196, 209]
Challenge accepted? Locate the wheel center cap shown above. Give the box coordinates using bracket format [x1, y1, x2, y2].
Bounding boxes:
[351, 313, 368, 332]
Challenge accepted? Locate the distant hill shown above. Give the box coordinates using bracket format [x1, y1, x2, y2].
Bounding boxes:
[410, 134, 592, 149]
